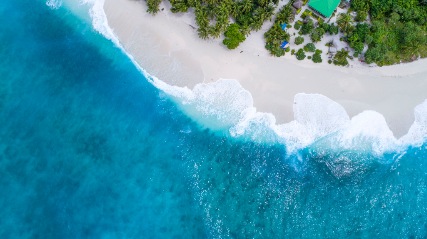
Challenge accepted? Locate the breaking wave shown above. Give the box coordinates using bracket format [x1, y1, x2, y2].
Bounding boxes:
[58, 0, 427, 157]
[46, 0, 62, 9]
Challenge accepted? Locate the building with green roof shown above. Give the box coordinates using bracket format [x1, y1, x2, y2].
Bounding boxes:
[308, 0, 340, 18]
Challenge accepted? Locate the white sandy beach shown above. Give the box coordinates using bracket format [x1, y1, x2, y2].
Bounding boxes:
[103, 0, 427, 137]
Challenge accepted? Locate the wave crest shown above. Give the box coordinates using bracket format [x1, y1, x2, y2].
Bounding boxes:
[46, 0, 62, 9]
[64, 0, 427, 158]
[155, 78, 426, 157]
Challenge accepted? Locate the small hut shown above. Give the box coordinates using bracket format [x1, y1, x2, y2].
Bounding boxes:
[281, 23, 287, 31]
[292, 0, 303, 9]
[281, 41, 290, 49]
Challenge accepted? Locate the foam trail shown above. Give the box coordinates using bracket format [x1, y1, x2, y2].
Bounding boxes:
[274, 94, 351, 154]
[59, 0, 427, 157]
[400, 100, 427, 147]
[46, 0, 62, 9]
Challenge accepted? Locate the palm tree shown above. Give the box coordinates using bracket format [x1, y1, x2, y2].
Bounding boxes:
[264, 4, 275, 21]
[258, 0, 268, 7]
[195, 6, 210, 39]
[337, 13, 353, 33]
[195, 6, 209, 27]
[198, 27, 210, 39]
[229, 2, 239, 17]
[333, 49, 350, 66]
[239, 0, 253, 14]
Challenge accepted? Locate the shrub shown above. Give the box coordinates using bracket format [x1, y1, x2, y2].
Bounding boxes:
[275, 4, 295, 24]
[304, 43, 316, 52]
[294, 21, 302, 30]
[223, 24, 246, 49]
[328, 59, 332, 64]
[355, 11, 368, 22]
[333, 49, 350, 66]
[352, 41, 364, 54]
[264, 23, 290, 57]
[315, 49, 322, 54]
[146, 0, 162, 14]
[291, 49, 296, 55]
[308, 56, 312, 59]
[296, 49, 306, 60]
[285, 47, 291, 52]
[312, 52, 322, 63]
[319, 23, 330, 32]
[328, 24, 339, 35]
[310, 27, 325, 42]
[300, 19, 314, 35]
[295, 36, 304, 45]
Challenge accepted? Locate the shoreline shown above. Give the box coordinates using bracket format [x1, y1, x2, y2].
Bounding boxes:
[103, 0, 427, 137]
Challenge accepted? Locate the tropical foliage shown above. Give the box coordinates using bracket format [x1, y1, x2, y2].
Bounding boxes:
[349, 0, 427, 65]
[300, 19, 314, 35]
[264, 4, 293, 56]
[294, 36, 304, 45]
[312, 49, 322, 63]
[147, 0, 279, 41]
[303, 43, 316, 52]
[264, 23, 290, 57]
[223, 24, 246, 49]
[146, 0, 162, 14]
[310, 27, 325, 43]
[333, 49, 349, 66]
[336, 13, 353, 34]
[296, 49, 306, 60]
[145, 0, 427, 66]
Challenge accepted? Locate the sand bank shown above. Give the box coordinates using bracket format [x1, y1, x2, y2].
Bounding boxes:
[103, 0, 427, 137]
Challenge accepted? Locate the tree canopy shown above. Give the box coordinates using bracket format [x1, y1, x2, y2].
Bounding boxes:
[223, 24, 246, 49]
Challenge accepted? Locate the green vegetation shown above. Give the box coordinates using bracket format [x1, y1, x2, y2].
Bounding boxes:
[264, 23, 290, 56]
[274, 4, 295, 24]
[296, 49, 306, 60]
[336, 13, 353, 34]
[294, 21, 302, 30]
[312, 50, 322, 63]
[345, 23, 369, 54]
[310, 27, 325, 42]
[328, 24, 339, 35]
[223, 24, 246, 49]
[145, 0, 427, 66]
[264, 4, 293, 56]
[355, 10, 367, 22]
[303, 43, 316, 52]
[294, 36, 304, 45]
[149, 0, 280, 40]
[146, 0, 162, 14]
[301, 9, 313, 19]
[333, 49, 349, 66]
[349, 0, 427, 65]
[300, 19, 315, 35]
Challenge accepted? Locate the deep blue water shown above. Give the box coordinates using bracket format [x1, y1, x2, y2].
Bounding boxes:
[1, 0, 427, 238]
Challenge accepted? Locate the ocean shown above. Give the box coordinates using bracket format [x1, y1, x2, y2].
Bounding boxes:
[0, 0, 426, 238]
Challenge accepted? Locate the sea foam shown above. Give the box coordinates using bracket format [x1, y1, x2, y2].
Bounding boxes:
[63, 0, 427, 157]
[46, 0, 62, 9]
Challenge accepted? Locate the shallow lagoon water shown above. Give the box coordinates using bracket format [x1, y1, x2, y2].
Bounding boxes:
[1, 0, 427, 238]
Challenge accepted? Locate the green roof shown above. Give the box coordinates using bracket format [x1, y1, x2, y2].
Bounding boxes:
[308, 0, 340, 18]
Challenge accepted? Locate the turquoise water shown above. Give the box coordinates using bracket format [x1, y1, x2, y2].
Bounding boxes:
[1, 0, 427, 238]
